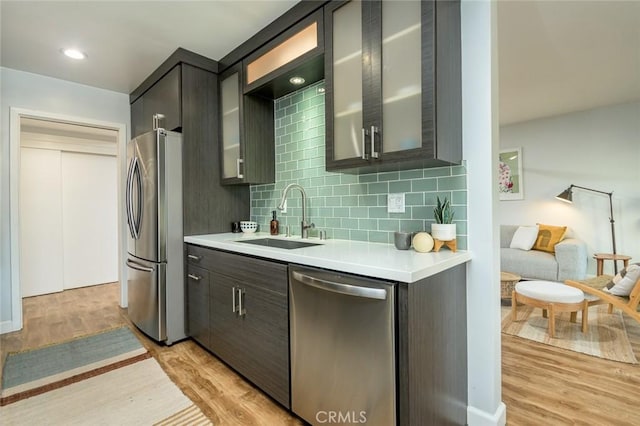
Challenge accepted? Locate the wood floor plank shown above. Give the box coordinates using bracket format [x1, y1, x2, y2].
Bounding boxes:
[2, 283, 639, 425]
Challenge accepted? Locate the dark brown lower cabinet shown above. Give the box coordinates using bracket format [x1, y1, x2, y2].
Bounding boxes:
[185, 264, 210, 349]
[185, 244, 290, 408]
[397, 263, 468, 426]
[185, 243, 468, 422]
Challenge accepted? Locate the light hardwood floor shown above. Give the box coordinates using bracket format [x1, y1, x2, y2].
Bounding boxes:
[2, 283, 639, 425]
[502, 311, 640, 426]
[0, 283, 301, 426]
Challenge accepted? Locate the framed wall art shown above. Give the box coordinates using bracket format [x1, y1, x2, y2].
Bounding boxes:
[498, 148, 523, 200]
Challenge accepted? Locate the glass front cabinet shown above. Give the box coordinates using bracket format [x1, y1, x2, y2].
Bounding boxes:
[220, 65, 242, 182]
[219, 63, 275, 185]
[324, 0, 462, 172]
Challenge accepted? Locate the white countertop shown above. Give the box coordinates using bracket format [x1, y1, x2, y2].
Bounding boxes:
[184, 232, 472, 283]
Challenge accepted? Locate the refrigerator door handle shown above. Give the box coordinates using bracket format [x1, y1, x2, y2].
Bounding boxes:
[126, 258, 154, 273]
[126, 158, 136, 238]
[131, 157, 143, 240]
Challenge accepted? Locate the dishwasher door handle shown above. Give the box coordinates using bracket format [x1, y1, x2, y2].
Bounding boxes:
[292, 271, 387, 300]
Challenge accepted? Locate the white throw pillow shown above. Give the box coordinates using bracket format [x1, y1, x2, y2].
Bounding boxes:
[510, 226, 539, 251]
[604, 263, 640, 296]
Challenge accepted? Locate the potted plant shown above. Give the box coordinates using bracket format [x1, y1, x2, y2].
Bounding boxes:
[431, 196, 456, 241]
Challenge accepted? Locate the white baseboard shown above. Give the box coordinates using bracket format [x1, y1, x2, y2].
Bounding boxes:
[0, 319, 20, 334]
[467, 402, 506, 426]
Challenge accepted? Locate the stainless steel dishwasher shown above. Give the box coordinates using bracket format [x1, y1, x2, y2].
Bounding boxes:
[289, 265, 396, 426]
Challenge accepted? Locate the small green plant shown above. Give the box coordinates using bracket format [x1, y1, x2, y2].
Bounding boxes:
[433, 196, 455, 224]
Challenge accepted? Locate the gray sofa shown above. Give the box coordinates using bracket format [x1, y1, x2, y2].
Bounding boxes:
[500, 225, 588, 282]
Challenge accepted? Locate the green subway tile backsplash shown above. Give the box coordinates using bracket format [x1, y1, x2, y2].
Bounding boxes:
[438, 175, 468, 190]
[250, 81, 468, 248]
[389, 180, 412, 193]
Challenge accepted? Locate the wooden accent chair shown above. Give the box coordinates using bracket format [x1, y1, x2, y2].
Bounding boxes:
[565, 275, 640, 323]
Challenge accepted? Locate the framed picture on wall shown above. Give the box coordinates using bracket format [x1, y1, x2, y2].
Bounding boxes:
[499, 148, 523, 200]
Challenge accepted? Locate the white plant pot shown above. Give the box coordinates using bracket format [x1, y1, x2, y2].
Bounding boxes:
[431, 223, 456, 241]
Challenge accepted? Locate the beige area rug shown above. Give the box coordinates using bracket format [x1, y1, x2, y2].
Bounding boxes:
[0, 357, 211, 425]
[502, 304, 638, 364]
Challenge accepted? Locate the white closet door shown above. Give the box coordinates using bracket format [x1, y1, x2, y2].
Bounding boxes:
[61, 152, 118, 289]
[20, 147, 64, 297]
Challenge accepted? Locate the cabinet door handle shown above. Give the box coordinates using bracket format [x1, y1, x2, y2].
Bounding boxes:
[187, 274, 201, 281]
[152, 113, 165, 130]
[237, 287, 246, 316]
[236, 158, 244, 179]
[232, 286, 237, 313]
[371, 126, 379, 159]
[187, 254, 201, 261]
[361, 128, 369, 160]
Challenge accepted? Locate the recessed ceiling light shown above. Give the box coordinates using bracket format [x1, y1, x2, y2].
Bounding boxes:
[61, 48, 87, 60]
[289, 76, 305, 85]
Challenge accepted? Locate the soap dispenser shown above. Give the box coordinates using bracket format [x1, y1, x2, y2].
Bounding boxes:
[270, 210, 279, 235]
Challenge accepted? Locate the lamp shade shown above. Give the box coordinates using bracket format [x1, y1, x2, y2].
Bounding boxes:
[555, 187, 573, 203]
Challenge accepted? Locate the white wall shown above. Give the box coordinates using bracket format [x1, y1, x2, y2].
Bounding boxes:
[0, 67, 130, 326]
[462, 1, 506, 425]
[499, 101, 640, 275]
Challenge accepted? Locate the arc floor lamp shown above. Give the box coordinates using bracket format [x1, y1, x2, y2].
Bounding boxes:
[555, 184, 618, 272]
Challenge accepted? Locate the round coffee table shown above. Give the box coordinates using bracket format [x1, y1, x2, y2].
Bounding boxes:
[501, 271, 521, 303]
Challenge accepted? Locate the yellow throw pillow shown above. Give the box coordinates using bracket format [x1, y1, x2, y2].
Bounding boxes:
[532, 224, 567, 253]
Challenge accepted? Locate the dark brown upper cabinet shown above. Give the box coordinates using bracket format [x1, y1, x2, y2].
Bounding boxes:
[324, 0, 462, 173]
[216, 4, 326, 185]
[243, 9, 324, 99]
[131, 65, 182, 138]
[219, 62, 275, 185]
[130, 50, 250, 235]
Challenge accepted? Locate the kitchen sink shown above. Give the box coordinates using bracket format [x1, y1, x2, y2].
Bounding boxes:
[236, 238, 321, 250]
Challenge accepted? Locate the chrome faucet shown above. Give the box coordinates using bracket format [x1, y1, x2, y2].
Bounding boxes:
[278, 183, 314, 238]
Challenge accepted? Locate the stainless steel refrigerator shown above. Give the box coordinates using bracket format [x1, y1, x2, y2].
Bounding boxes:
[126, 129, 185, 344]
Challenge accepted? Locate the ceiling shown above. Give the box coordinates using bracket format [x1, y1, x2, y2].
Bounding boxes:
[1, 1, 639, 125]
[498, 0, 640, 125]
[0, 1, 298, 94]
